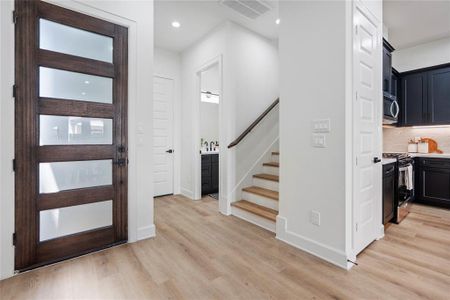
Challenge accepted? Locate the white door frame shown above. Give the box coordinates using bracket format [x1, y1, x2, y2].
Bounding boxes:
[192, 55, 226, 212]
[351, 1, 384, 258]
[153, 74, 179, 196]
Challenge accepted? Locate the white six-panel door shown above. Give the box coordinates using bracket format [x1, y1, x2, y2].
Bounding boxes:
[353, 4, 383, 255]
[153, 76, 174, 196]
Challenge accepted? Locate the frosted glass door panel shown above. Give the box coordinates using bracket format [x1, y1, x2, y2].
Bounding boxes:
[39, 200, 113, 241]
[40, 19, 113, 63]
[39, 67, 113, 103]
[40, 115, 113, 145]
[40, 160, 112, 193]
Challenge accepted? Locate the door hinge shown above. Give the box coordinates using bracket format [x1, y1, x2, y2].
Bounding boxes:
[13, 84, 17, 98]
[355, 91, 358, 101]
[12, 233, 16, 246]
[12, 11, 17, 24]
[12, 159, 16, 172]
[356, 157, 358, 166]
[355, 223, 359, 232]
[355, 25, 358, 35]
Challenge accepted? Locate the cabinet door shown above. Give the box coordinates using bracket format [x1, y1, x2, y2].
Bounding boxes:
[401, 72, 427, 126]
[382, 164, 396, 224]
[428, 66, 450, 125]
[418, 166, 450, 208]
[383, 47, 392, 95]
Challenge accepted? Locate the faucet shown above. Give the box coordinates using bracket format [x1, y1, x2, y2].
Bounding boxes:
[210, 141, 215, 151]
[204, 141, 208, 151]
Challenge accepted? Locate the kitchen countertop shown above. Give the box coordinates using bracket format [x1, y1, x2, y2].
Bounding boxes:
[382, 158, 397, 165]
[201, 151, 219, 155]
[408, 153, 450, 159]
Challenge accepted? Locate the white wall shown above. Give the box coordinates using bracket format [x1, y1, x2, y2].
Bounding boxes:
[180, 21, 279, 213]
[154, 47, 182, 194]
[0, 0, 15, 281]
[0, 0, 154, 280]
[392, 36, 450, 72]
[200, 102, 219, 144]
[278, 0, 352, 269]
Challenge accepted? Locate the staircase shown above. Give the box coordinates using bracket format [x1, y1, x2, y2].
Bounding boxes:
[231, 151, 279, 232]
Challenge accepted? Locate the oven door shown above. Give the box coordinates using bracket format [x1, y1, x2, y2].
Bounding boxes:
[383, 96, 399, 124]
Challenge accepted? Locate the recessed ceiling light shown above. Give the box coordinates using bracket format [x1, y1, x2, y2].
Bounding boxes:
[84, 80, 90, 84]
[275, 18, 280, 25]
[171, 21, 181, 28]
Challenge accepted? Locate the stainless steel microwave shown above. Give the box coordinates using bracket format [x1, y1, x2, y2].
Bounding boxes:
[383, 93, 399, 124]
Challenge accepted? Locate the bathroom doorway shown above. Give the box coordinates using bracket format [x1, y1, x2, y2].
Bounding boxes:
[199, 62, 220, 200]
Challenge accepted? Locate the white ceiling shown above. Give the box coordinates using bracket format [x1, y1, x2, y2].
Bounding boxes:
[154, 0, 279, 52]
[384, 0, 450, 49]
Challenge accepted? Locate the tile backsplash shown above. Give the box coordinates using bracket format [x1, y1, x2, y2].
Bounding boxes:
[383, 126, 450, 153]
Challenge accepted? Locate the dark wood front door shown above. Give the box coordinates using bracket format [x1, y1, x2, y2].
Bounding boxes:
[14, 1, 128, 271]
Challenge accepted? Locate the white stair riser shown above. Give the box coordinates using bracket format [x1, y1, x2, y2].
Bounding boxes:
[242, 191, 278, 210]
[231, 206, 276, 232]
[272, 154, 279, 163]
[253, 177, 279, 191]
[263, 165, 279, 176]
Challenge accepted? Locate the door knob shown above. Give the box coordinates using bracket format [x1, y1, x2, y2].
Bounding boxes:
[373, 157, 382, 164]
[166, 149, 174, 153]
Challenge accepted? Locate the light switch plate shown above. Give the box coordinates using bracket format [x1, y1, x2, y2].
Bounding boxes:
[310, 210, 321, 226]
[312, 119, 331, 133]
[312, 134, 326, 148]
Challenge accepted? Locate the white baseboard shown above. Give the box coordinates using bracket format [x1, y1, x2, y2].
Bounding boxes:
[137, 224, 155, 240]
[276, 216, 349, 269]
[180, 187, 194, 199]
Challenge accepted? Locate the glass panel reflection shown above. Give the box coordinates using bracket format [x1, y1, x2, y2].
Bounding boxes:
[39, 160, 112, 193]
[40, 115, 113, 145]
[40, 19, 113, 63]
[39, 200, 113, 241]
[39, 67, 113, 103]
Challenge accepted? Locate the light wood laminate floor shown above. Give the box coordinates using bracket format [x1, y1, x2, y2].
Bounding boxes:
[1, 195, 450, 299]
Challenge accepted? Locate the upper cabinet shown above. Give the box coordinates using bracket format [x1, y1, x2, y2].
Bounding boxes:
[382, 39, 395, 99]
[428, 67, 450, 125]
[400, 72, 427, 126]
[399, 64, 450, 126]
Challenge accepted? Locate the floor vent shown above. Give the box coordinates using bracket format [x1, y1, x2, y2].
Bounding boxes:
[220, 0, 272, 19]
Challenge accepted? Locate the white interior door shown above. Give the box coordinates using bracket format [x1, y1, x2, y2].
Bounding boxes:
[353, 4, 383, 255]
[153, 76, 174, 196]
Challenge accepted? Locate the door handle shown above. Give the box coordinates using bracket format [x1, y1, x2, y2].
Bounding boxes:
[373, 157, 382, 164]
[166, 149, 174, 154]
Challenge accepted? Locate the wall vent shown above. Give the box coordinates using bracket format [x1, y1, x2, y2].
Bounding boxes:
[220, 0, 272, 19]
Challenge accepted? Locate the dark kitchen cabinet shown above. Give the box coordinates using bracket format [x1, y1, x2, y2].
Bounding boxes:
[416, 158, 450, 209]
[383, 39, 395, 97]
[399, 64, 450, 126]
[201, 154, 219, 195]
[427, 66, 450, 125]
[400, 72, 427, 126]
[383, 163, 396, 224]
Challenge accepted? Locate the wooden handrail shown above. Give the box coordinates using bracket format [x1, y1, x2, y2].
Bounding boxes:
[228, 98, 279, 148]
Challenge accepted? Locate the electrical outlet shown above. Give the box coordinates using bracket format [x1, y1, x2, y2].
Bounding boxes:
[310, 210, 321, 226]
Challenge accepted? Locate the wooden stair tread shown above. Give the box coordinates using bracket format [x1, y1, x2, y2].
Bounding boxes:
[242, 186, 278, 200]
[263, 162, 279, 168]
[253, 173, 279, 182]
[272, 151, 279, 155]
[232, 200, 278, 221]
